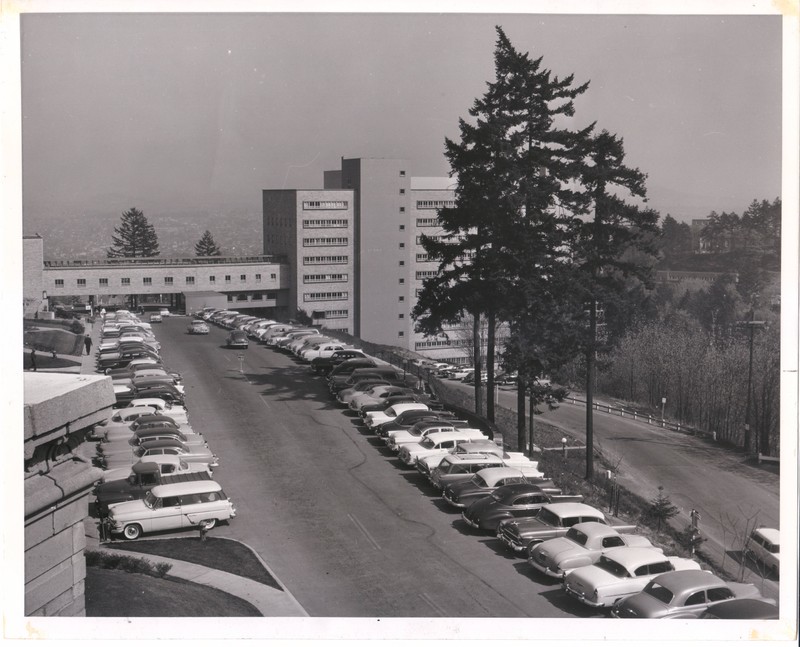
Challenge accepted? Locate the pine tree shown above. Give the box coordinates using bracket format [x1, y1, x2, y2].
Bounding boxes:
[412, 26, 594, 424]
[194, 230, 222, 256]
[107, 208, 160, 258]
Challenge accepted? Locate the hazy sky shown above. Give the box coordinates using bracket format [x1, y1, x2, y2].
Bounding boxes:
[18, 9, 784, 223]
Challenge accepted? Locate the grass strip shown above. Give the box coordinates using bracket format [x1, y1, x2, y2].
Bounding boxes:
[85, 566, 262, 616]
[107, 536, 282, 590]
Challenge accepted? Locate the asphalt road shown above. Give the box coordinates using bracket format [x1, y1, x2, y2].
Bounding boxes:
[154, 318, 587, 618]
[453, 382, 782, 601]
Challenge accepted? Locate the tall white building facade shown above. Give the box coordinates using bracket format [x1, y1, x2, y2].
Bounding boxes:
[263, 157, 472, 364]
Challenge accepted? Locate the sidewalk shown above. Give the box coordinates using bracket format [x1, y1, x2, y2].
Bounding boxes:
[80, 319, 308, 617]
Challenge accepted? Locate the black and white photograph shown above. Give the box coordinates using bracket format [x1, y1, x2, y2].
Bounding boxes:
[2, 0, 797, 643]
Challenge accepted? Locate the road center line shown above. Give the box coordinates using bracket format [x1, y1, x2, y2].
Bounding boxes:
[347, 513, 381, 551]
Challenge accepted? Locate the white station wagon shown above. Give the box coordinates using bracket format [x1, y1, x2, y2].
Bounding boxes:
[105, 480, 235, 540]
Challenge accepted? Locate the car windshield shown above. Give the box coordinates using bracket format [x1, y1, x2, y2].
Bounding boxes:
[143, 491, 158, 509]
[595, 556, 631, 578]
[471, 475, 488, 487]
[565, 527, 589, 546]
[642, 581, 675, 604]
[419, 437, 437, 449]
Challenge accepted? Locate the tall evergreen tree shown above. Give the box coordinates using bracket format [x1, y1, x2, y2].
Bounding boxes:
[572, 129, 660, 479]
[107, 207, 160, 258]
[195, 230, 222, 256]
[413, 26, 593, 425]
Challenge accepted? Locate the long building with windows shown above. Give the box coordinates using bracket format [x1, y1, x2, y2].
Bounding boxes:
[262, 157, 476, 365]
[23, 235, 292, 318]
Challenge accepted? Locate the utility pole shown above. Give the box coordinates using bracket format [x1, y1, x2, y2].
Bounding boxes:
[744, 316, 765, 454]
[585, 299, 596, 481]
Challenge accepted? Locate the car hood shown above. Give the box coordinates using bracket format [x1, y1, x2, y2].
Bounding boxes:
[106, 498, 150, 518]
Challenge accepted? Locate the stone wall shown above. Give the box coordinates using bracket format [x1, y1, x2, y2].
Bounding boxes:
[23, 373, 114, 616]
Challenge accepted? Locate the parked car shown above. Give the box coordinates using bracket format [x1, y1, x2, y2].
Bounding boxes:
[428, 453, 511, 490]
[496, 502, 614, 555]
[364, 402, 430, 430]
[442, 466, 550, 510]
[100, 439, 218, 470]
[610, 570, 769, 619]
[94, 459, 212, 514]
[374, 410, 458, 437]
[301, 342, 348, 362]
[348, 385, 414, 413]
[187, 320, 210, 334]
[96, 427, 206, 459]
[699, 598, 779, 619]
[104, 480, 235, 540]
[744, 527, 779, 577]
[311, 349, 368, 375]
[159, 308, 171, 317]
[528, 521, 650, 579]
[99, 453, 211, 483]
[399, 431, 491, 468]
[462, 483, 583, 533]
[149, 313, 162, 323]
[225, 330, 249, 349]
[445, 367, 474, 380]
[562, 546, 702, 610]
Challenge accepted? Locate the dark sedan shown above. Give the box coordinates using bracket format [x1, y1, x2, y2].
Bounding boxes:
[461, 482, 579, 533]
[226, 330, 249, 348]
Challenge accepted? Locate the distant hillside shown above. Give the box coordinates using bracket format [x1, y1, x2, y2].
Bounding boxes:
[655, 250, 780, 274]
[23, 209, 264, 260]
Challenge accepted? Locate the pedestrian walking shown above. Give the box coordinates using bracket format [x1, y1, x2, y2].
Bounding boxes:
[84, 336, 93, 355]
[30, 349, 37, 372]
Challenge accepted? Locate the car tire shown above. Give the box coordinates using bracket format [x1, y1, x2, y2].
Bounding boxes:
[200, 518, 217, 530]
[123, 523, 142, 540]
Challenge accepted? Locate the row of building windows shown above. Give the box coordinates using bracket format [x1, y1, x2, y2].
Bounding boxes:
[303, 291, 349, 302]
[303, 273, 348, 283]
[416, 218, 440, 227]
[416, 200, 455, 210]
[302, 201, 349, 210]
[415, 251, 475, 263]
[303, 255, 348, 265]
[416, 234, 464, 245]
[302, 237, 349, 247]
[302, 219, 348, 228]
[226, 292, 277, 302]
[323, 309, 349, 319]
[415, 270, 438, 280]
[53, 274, 275, 288]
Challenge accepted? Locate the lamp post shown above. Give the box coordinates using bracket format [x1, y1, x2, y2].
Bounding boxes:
[41, 290, 48, 312]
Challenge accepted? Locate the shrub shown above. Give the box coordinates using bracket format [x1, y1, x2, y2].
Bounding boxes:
[154, 562, 173, 578]
[85, 549, 168, 578]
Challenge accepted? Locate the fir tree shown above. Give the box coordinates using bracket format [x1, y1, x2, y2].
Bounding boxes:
[107, 208, 160, 258]
[413, 25, 594, 424]
[571, 129, 660, 479]
[194, 230, 222, 256]
[646, 486, 679, 532]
